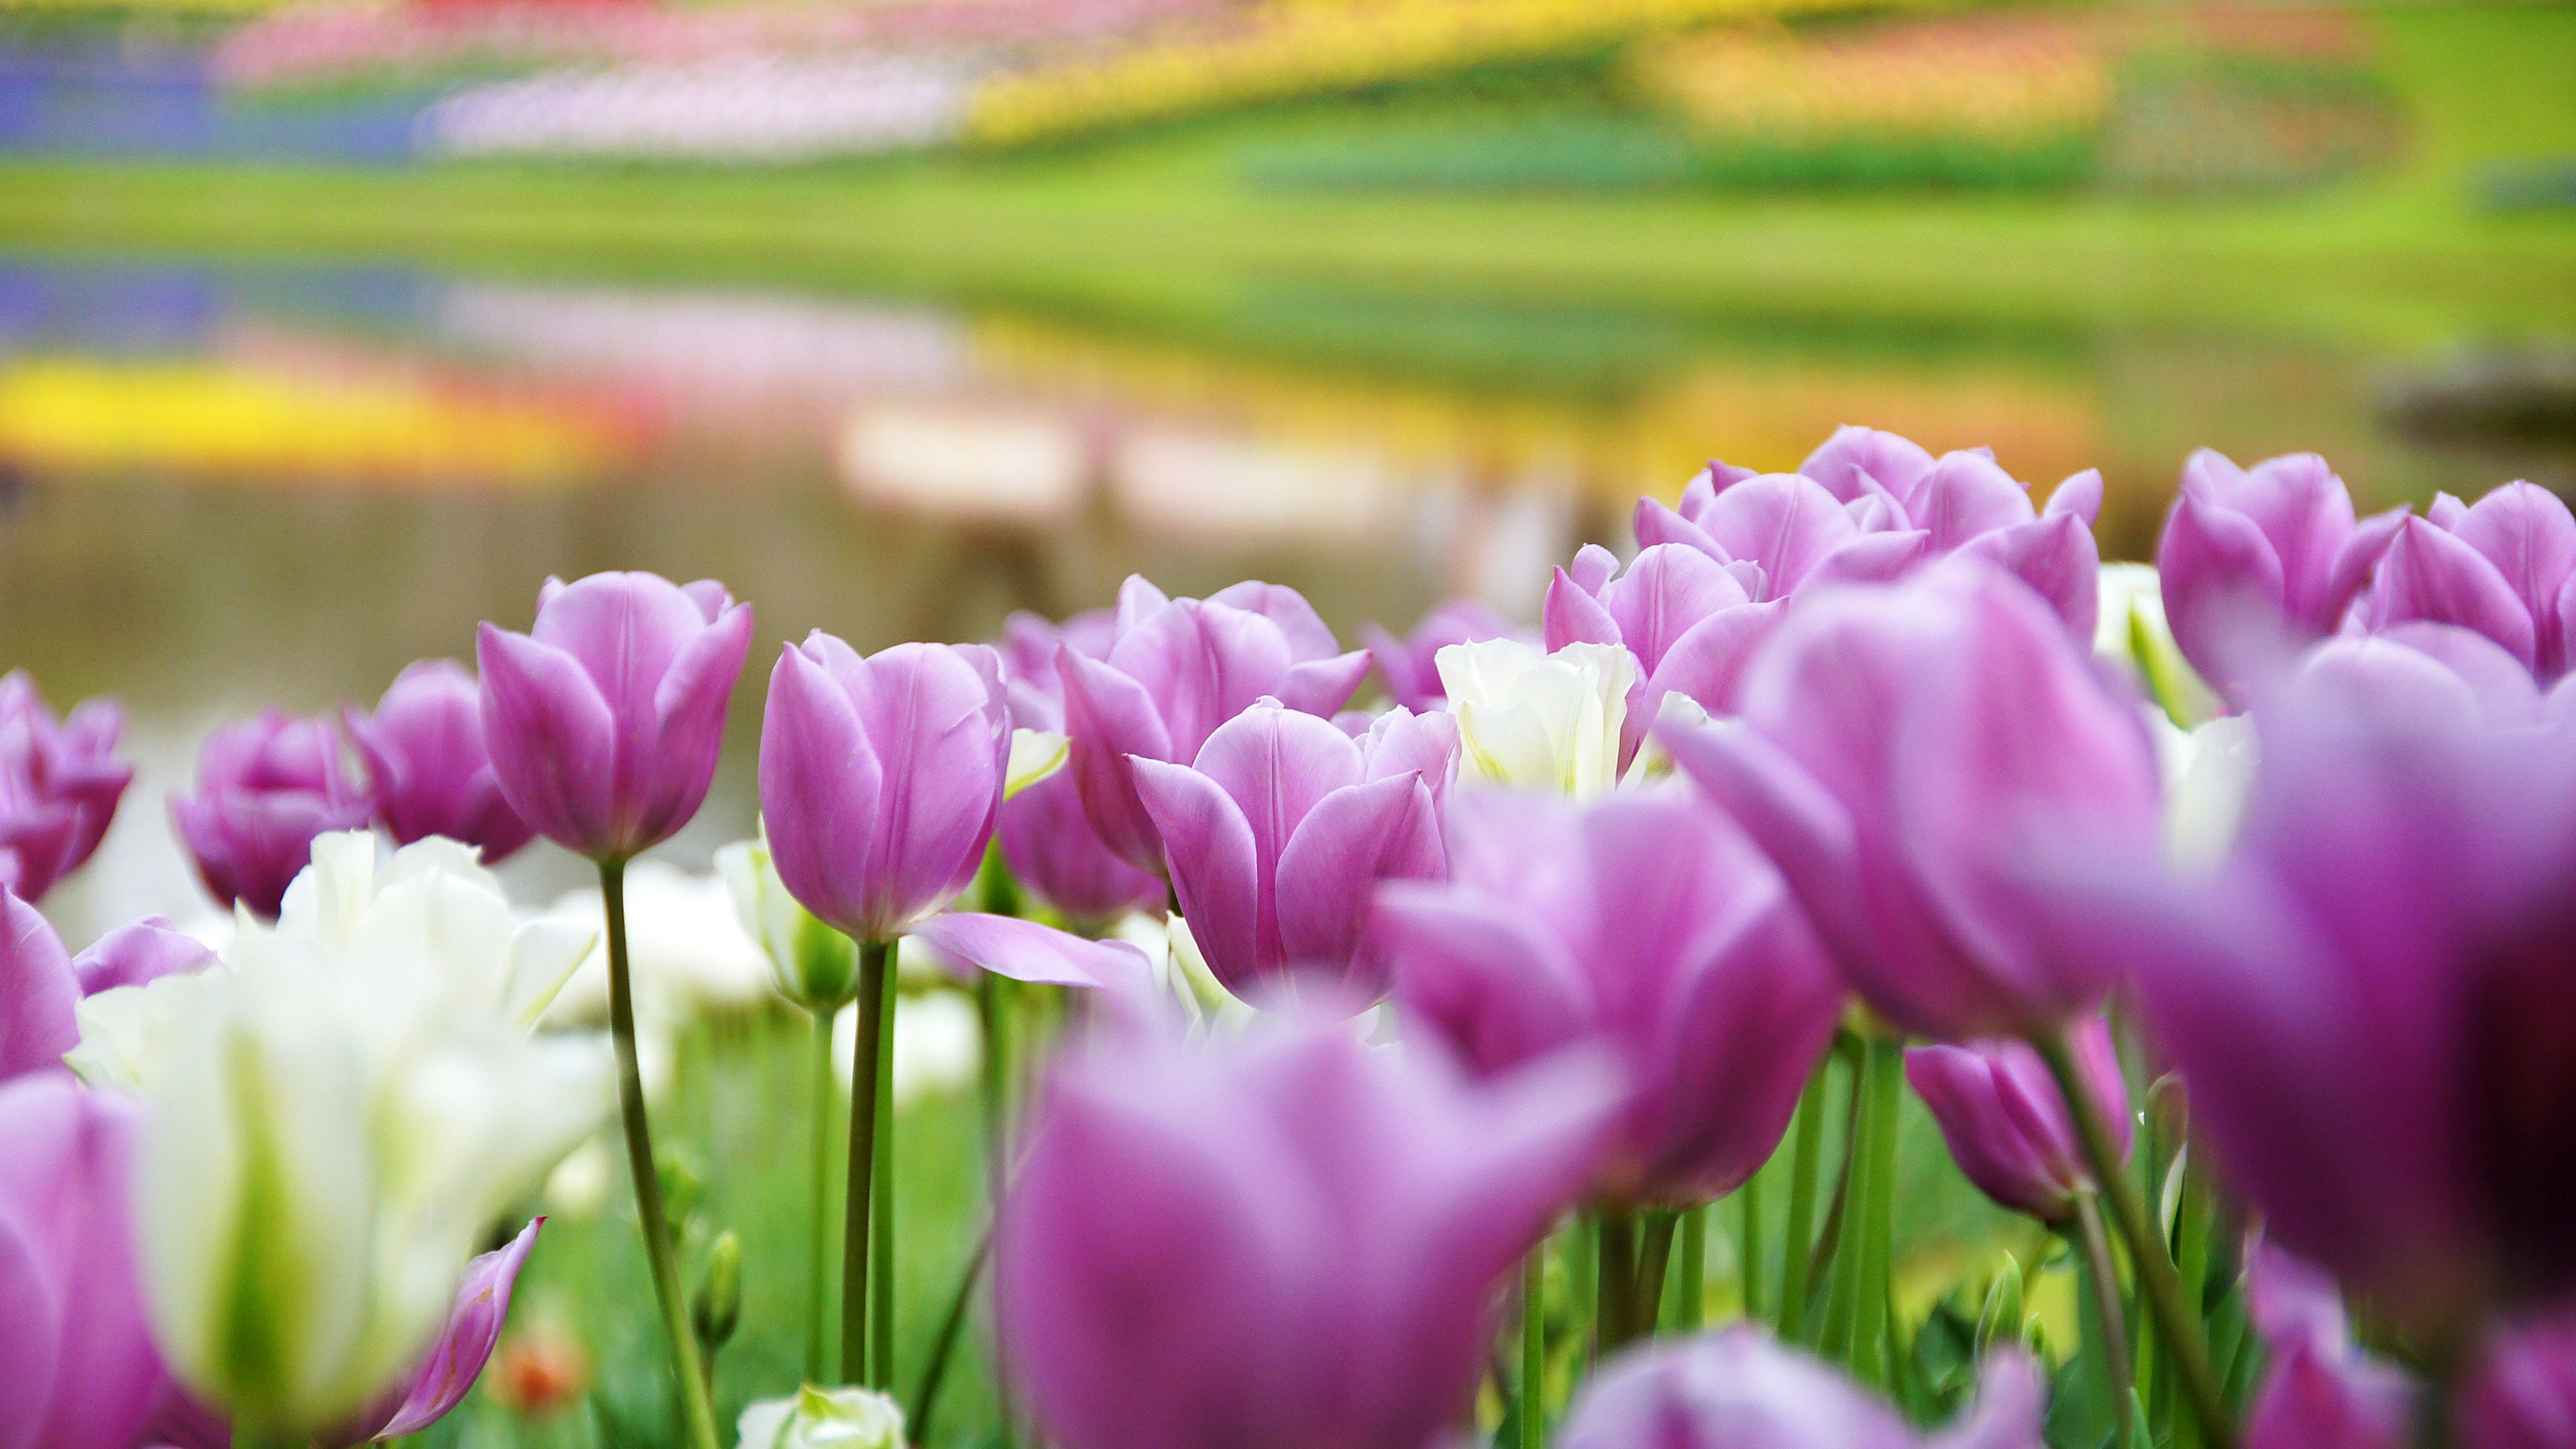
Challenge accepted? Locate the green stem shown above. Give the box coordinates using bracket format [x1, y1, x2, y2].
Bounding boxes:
[1819, 1044, 1878, 1365]
[1776, 1061, 1830, 1343]
[1675, 1205, 1707, 1334]
[871, 961, 899, 1389]
[1519, 1246, 1548, 1449]
[2037, 1030, 2237, 1449]
[909, 1217, 997, 1447]
[2171, 1140, 2216, 1449]
[599, 861, 722, 1449]
[1597, 1210, 1641, 1354]
[1735, 1177, 1764, 1323]
[1633, 1211, 1680, 1340]
[1850, 1037, 1903, 1390]
[806, 1004, 837, 1386]
[232, 1430, 306, 1449]
[1566, 1214, 1599, 1370]
[842, 938, 893, 1386]
[2074, 1191, 2139, 1449]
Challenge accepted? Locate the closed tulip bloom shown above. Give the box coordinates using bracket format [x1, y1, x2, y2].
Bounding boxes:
[1545, 543, 1784, 759]
[171, 710, 374, 920]
[1360, 598, 1518, 713]
[1057, 576, 1371, 874]
[1556, 1325, 2049, 1449]
[1664, 558, 2165, 1040]
[995, 1010, 1617, 1449]
[2370, 482, 2576, 680]
[345, 659, 535, 863]
[1134, 700, 1452, 996]
[2156, 449, 2405, 702]
[0, 1072, 165, 1449]
[1904, 1019, 2131, 1224]
[759, 634, 1011, 943]
[477, 572, 754, 861]
[2088, 647, 2576, 1338]
[0, 672, 131, 904]
[991, 610, 1165, 926]
[1379, 789, 1840, 1206]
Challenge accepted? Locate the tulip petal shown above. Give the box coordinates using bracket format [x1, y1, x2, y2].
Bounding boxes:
[1641, 600, 1785, 721]
[1801, 529, 1928, 592]
[1055, 647, 1177, 873]
[2045, 468, 2104, 525]
[1692, 474, 1861, 597]
[1544, 568, 1623, 654]
[1209, 582, 1340, 662]
[1954, 513, 2101, 641]
[1631, 498, 1725, 560]
[1378, 885, 1592, 1077]
[1277, 651, 1373, 718]
[0, 1076, 159, 1449]
[759, 643, 885, 938]
[637, 597, 753, 848]
[1131, 758, 1263, 985]
[2371, 517, 2538, 669]
[476, 625, 618, 856]
[1109, 600, 1293, 762]
[1660, 720, 1864, 963]
[348, 1218, 545, 1442]
[0, 1205, 64, 1449]
[1801, 425, 1938, 505]
[0, 893, 78, 1081]
[910, 913, 1153, 990]
[2453, 482, 2576, 672]
[2158, 485, 2290, 698]
[1913, 449, 2037, 552]
[1275, 773, 1441, 982]
[70, 916, 215, 998]
[1933, 1351, 2054, 1449]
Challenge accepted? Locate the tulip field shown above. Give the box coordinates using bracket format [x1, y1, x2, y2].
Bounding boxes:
[13, 418, 2576, 1449]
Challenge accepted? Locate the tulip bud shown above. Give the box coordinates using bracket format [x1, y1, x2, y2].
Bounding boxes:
[694, 1231, 743, 1354]
[735, 1385, 906, 1449]
[1976, 1254, 2027, 1358]
[0, 669, 131, 904]
[720, 834, 861, 1010]
[345, 658, 535, 864]
[170, 710, 373, 920]
[1905, 1021, 2132, 1226]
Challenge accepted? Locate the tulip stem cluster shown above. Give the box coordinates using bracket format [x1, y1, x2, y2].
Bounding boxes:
[600, 858, 724, 1449]
[2072, 1189, 2139, 1448]
[842, 937, 896, 1387]
[2037, 1030, 2235, 1449]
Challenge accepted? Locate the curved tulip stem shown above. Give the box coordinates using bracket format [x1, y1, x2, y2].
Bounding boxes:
[2037, 1029, 2236, 1449]
[806, 1003, 839, 1385]
[2072, 1190, 2138, 1449]
[599, 859, 722, 1449]
[843, 938, 894, 1386]
[910, 1216, 996, 1447]
[1776, 1061, 1830, 1342]
[1519, 1246, 1548, 1449]
[870, 955, 899, 1389]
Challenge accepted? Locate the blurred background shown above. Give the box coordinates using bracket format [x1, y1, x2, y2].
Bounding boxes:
[1, 0, 2571, 934]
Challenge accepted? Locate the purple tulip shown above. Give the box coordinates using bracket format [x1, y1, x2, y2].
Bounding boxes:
[2087, 645, 2576, 1338]
[2156, 449, 2406, 702]
[476, 572, 753, 861]
[170, 710, 373, 920]
[1664, 558, 2164, 1041]
[1360, 598, 1517, 713]
[1132, 700, 1452, 996]
[344, 659, 535, 863]
[0, 1072, 166, 1449]
[1556, 1324, 2049, 1449]
[2241, 1244, 2416, 1449]
[1378, 788, 1840, 1206]
[0, 672, 131, 904]
[1057, 576, 1371, 876]
[1904, 1019, 2131, 1224]
[2369, 482, 2576, 680]
[760, 634, 1011, 943]
[994, 1008, 1617, 1449]
[2463, 1314, 2576, 1449]
[991, 610, 1167, 926]
[1636, 471, 1923, 602]
[4, 899, 214, 1083]
[1545, 543, 1784, 759]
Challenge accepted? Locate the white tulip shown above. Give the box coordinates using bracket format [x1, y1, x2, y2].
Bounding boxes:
[2156, 713, 2259, 870]
[130, 833, 617, 1434]
[737, 1384, 906, 1449]
[1006, 727, 1068, 799]
[1435, 638, 1635, 798]
[718, 833, 859, 1010]
[2096, 562, 2218, 728]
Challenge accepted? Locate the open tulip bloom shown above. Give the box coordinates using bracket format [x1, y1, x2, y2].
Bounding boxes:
[37, 430, 2576, 1449]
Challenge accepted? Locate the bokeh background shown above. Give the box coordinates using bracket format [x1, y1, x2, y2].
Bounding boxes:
[1, 1, 2570, 1441]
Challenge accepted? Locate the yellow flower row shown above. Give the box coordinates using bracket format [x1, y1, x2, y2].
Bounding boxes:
[1629, 23, 2110, 143]
[966, 0, 1910, 145]
[0, 357, 628, 484]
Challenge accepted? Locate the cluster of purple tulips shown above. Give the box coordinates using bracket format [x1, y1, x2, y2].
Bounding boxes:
[11, 426, 2576, 1449]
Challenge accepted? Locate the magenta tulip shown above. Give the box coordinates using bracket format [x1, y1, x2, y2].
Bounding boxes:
[170, 710, 373, 920]
[995, 1008, 1616, 1449]
[0, 672, 131, 904]
[1378, 788, 1839, 1205]
[0, 1072, 166, 1449]
[344, 659, 534, 863]
[1635, 471, 1924, 602]
[2241, 1244, 2416, 1449]
[1132, 700, 1452, 996]
[1556, 1325, 2049, 1449]
[1057, 576, 1371, 875]
[69, 916, 215, 998]
[1360, 598, 1517, 713]
[476, 572, 753, 862]
[2156, 449, 2405, 702]
[1904, 1019, 2131, 1224]
[991, 609, 1166, 925]
[1545, 543, 1784, 758]
[2086, 645, 2576, 1338]
[760, 634, 1011, 943]
[4, 899, 213, 1083]
[2369, 482, 2576, 680]
[2463, 1315, 2576, 1449]
[1664, 557, 2164, 1040]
